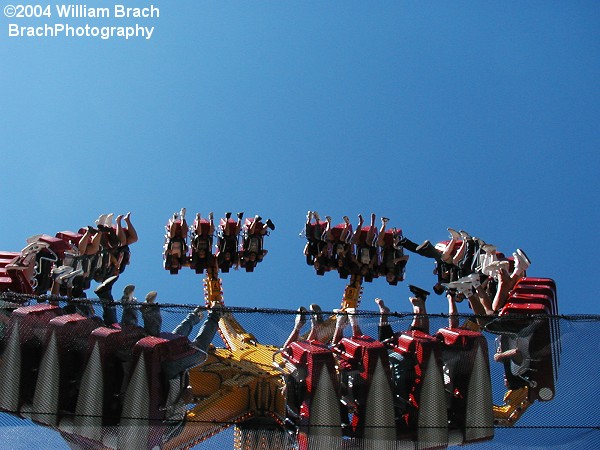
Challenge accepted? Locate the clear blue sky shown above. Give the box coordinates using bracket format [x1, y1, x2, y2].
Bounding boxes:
[1, 1, 599, 448]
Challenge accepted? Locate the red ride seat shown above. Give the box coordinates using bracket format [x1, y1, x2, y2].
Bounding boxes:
[119, 332, 203, 449]
[436, 327, 494, 443]
[81, 326, 147, 425]
[0, 304, 62, 410]
[282, 341, 346, 433]
[497, 294, 557, 402]
[386, 330, 448, 445]
[333, 335, 395, 439]
[354, 226, 377, 246]
[39, 314, 104, 417]
[380, 228, 402, 247]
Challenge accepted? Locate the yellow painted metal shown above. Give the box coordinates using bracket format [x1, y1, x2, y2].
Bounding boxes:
[492, 386, 531, 426]
[165, 274, 286, 449]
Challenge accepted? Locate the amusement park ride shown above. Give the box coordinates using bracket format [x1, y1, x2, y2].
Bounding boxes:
[0, 211, 560, 449]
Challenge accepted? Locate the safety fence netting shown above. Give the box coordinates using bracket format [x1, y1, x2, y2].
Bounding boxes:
[0, 296, 598, 450]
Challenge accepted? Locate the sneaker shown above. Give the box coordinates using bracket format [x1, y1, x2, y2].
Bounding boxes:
[237, 212, 244, 220]
[51, 265, 73, 277]
[94, 274, 119, 294]
[450, 280, 473, 297]
[409, 284, 431, 300]
[459, 230, 471, 240]
[375, 298, 390, 315]
[325, 216, 332, 223]
[485, 260, 509, 271]
[95, 214, 107, 226]
[343, 216, 350, 224]
[207, 302, 224, 321]
[225, 212, 232, 219]
[441, 281, 460, 290]
[481, 244, 497, 254]
[457, 285, 474, 298]
[60, 268, 83, 283]
[193, 305, 205, 320]
[416, 240, 431, 252]
[516, 248, 531, 266]
[255, 215, 263, 222]
[208, 212, 214, 220]
[485, 260, 510, 277]
[460, 273, 481, 289]
[313, 212, 320, 222]
[382, 217, 390, 223]
[306, 211, 312, 221]
[513, 252, 530, 273]
[433, 283, 446, 295]
[479, 251, 496, 273]
[266, 219, 275, 231]
[104, 213, 114, 226]
[294, 306, 308, 328]
[447, 228, 461, 240]
[180, 208, 186, 220]
[474, 237, 487, 248]
[309, 304, 323, 324]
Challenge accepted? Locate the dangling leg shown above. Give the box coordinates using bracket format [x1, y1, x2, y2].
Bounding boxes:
[375, 298, 394, 341]
[340, 215, 352, 243]
[351, 214, 364, 245]
[235, 212, 243, 235]
[124, 212, 138, 245]
[116, 215, 127, 246]
[192, 306, 222, 352]
[78, 229, 93, 255]
[283, 307, 308, 349]
[347, 308, 362, 337]
[409, 295, 429, 335]
[173, 307, 203, 338]
[442, 228, 460, 263]
[88, 231, 102, 255]
[452, 231, 468, 265]
[446, 290, 459, 329]
[376, 216, 389, 247]
[208, 212, 215, 235]
[331, 310, 348, 345]
[365, 213, 377, 246]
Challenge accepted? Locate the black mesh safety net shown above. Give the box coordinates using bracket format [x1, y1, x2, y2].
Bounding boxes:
[0, 292, 598, 450]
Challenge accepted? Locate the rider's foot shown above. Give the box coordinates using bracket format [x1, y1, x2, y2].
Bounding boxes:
[375, 298, 390, 315]
[294, 306, 308, 329]
[193, 305, 205, 320]
[309, 304, 323, 324]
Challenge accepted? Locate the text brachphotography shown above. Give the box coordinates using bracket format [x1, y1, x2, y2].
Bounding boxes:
[8, 23, 155, 40]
